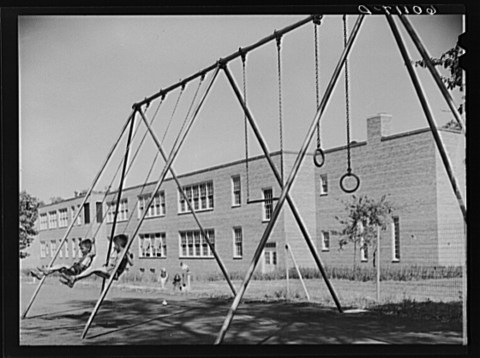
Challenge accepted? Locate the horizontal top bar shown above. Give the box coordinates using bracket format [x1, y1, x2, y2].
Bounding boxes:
[134, 15, 317, 108]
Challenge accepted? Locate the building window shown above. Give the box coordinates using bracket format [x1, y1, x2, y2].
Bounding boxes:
[233, 227, 243, 258]
[84, 203, 90, 224]
[76, 205, 83, 225]
[264, 242, 277, 265]
[40, 241, 46, 258]
[178, 181, 214, 214]
[232, 176, 241, 207]
[71, 238, 76, 258]
[360, 237, 368, 262]
[50, 240, 57, 258]
[138, 192, 166, 219]
[319, 174, 328, 195]
[64, 238, 69, 258]
[179, 229, 215, 258]
[48, 211, 57, 229]
[96, 202, 103, 223]
[262, 188, 273, 221]
[106, 198, 128, 223]
[321, 231, 330, 251]
[392, 216, 400, 261]
[139, 233, 167, 258]
[39, 214, 48, 230]
[58, 208, 68, 228]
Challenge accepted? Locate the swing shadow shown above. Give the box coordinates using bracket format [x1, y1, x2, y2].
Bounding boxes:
[86, 307, 196, 340]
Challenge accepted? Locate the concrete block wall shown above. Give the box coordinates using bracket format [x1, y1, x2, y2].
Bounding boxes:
[314, 113, 443, 269]
[435, 129, 466, 266]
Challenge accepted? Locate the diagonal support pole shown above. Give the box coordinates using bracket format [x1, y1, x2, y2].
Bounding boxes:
[21, 109, 136, 319]
[102, 111, 136, 291]
[215, 14, 365, 344]
[81, 67, 219, 339]
[386, 14, 466, 223]
[137, 108, 237, 296]
[223, 65, 342, 312]
[397, 14, 465, 136]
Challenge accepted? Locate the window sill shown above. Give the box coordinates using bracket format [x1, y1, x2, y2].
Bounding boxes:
[178, 256, 215, 259]
[319, 193, 328, 196]
[262, 219, 271, 223]
[392, 259, 400, 263]
[142, 215, 166, 220]
[233, 256, 243, 260]
[178, 208, 214, 216]
[321, 249, 330, 252]
[139, 256, 167, 259]
[231, 204, 241, 209]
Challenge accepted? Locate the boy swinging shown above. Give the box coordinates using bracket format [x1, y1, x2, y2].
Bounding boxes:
[31, 238, 96, 279]
[60, 234, 133, 288]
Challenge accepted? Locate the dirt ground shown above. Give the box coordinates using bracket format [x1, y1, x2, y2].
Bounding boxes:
[19, 279, 463, 345]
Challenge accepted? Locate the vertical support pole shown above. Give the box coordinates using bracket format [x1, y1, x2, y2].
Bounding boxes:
[215, 15, 364, 344]
[137, 108, 237, 296]
[286, 243, 311, 301]
[285, 242, 289, 299]
[81, 68, 219, 339]
[21, 110, 135, 319]
[397, 14, 465, 136]
[385, 14, 466, 223]
[101, 111, 136, 291]
[376, 225, 381, 302]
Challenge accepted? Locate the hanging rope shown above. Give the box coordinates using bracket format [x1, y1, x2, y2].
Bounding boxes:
[313, 15, 325, 168]
[276, 32, 284, 183]
[84, 97, 166, 242]
[240, 48, 251, 201]
[162, 83, 185, 143]
[175, 75, 205, 149]
[340, 15, 360, 194]
[121, 77, 204, 235]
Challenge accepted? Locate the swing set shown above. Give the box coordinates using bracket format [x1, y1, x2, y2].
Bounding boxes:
[22, 13, 466, 344]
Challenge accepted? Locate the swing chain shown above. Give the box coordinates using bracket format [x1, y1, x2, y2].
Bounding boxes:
[275, 30, 284, 182]
[240, 47, 250, 201]
[339, 15, 360, 194]
[343, 14, 352, 172]
[314, 20, 321, 150]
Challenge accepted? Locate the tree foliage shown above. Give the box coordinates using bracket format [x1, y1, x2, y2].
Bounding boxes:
[19, 191, 40, 258]
[335, 194, 395, 268]
[413, 45, 464, 92]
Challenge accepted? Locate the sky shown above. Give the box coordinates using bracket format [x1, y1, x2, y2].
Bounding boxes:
[19, 13, 464, 204]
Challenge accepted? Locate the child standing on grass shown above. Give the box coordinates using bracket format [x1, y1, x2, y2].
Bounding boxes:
[159, 268, 168, 289]
[60, 234, 133, 288]
[31, 238, 96, 279]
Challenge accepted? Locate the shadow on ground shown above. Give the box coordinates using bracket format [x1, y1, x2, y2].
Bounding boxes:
[20, 294, 462, 345]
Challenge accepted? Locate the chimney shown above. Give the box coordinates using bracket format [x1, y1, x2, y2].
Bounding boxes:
[367, 113, 392, 143]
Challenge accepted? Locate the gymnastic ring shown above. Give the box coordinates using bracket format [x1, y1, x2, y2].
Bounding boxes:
[313, 147, 325, 168]
[340, 171, 360, 193]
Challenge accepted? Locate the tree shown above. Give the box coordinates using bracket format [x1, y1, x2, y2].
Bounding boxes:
[413, 45, 465, 121]
[19, 191, 40, 258]
[335, 194, 395, 269]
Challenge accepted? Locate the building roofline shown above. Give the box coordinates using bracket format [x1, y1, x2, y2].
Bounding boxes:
[39, 191, 105, 209]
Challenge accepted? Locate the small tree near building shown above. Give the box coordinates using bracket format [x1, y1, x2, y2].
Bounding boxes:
[19, 191, 40, 258]
[335, 194, 395, 270]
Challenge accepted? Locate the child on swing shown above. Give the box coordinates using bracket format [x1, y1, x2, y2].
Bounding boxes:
[30, 238, 96, 279]
[60, 234, 133, 288]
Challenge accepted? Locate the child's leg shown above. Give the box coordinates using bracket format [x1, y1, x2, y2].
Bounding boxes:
[39, 264, 69, 275]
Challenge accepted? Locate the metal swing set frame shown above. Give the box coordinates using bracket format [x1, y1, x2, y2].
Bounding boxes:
[22, 13, 466, 344]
